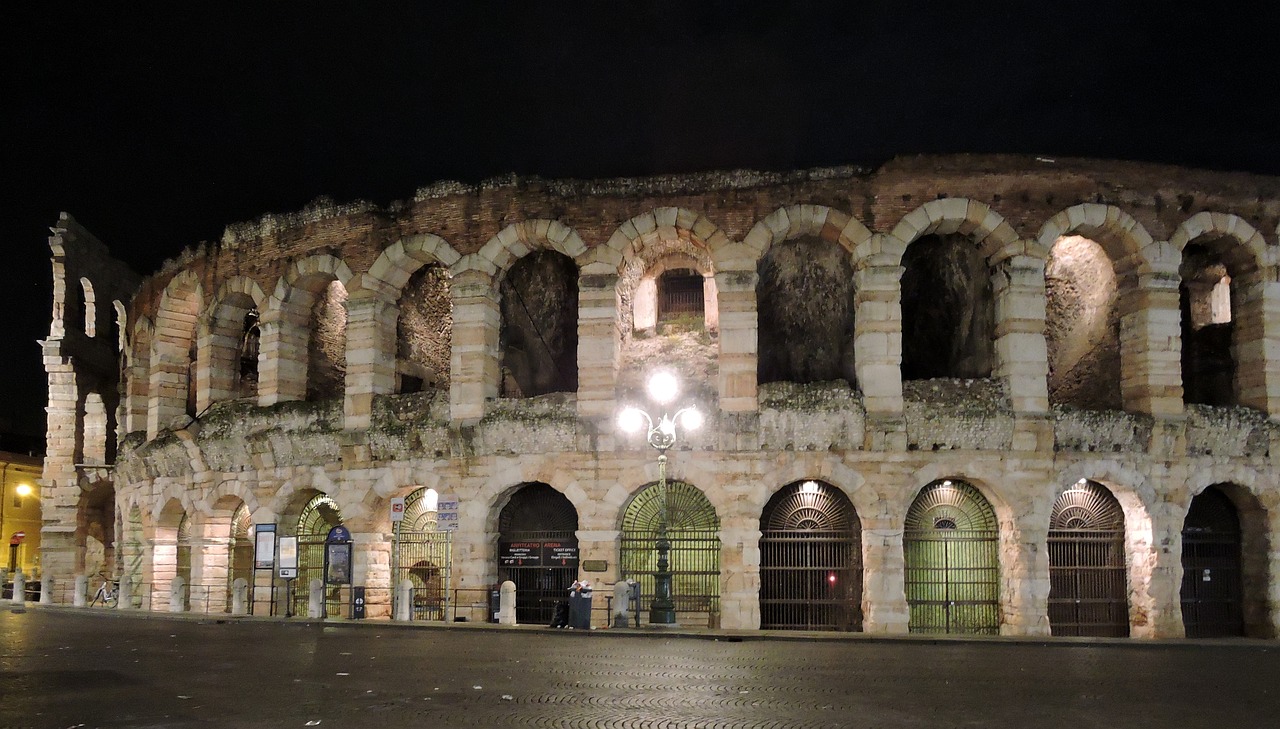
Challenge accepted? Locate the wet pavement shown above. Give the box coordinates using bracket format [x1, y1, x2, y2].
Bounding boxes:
[2, 607, 1279, 728]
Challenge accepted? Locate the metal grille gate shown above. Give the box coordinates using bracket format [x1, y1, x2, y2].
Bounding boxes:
[394, 488, 452, 620]
[904, 480, 1000, 634]
[760, 481, 862, 631]
[620, 480, 720, 625]
[293, 494, 344, 618]
[498, 483, 578, 626]
[1181, 486, 1244, 638]
[1048, 481, 1129, 637]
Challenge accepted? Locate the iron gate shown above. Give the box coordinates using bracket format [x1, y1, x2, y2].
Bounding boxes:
[498, 483, 579, 625]
[1048, 481, 1129, 637]
[620, 480, 720, 625]
[228, 503, 254, 610]
[904, 480, 1000, 635]
[1181, 486, 1243, 637]
[760, 480, 862, 631]
[293, 494, 344, 618]
[393, 488, 452, 621]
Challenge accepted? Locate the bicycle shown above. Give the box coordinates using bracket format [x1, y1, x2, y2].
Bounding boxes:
[89, 573, 119, 608]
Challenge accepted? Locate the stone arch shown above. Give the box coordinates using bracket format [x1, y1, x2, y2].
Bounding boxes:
[263, 254, 355, 403]
[200, 276, 267, 409]
[751, 206, 867, 388]
[151, 496, 189, 609]
[79, 277, 97, 337]
[887, 198, 1022, 266]
[619, 477, 721, 625]
[364, 233, 462, 297]
[148, 271, 202, 435]
[125, 317, 152, 434]
[111, 300, 127, 353]
[1046, 476, 1137, 637]
[465, 219, 588, 284]
[1171, 212, 1272, 411]
[76, 479, 115, 577]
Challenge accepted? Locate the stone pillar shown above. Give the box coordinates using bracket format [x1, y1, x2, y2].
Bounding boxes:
[576, 273, 620, 421]
[993, 254, 1050, 415]
[351, 530, 392, 619]
[861, 518, 909, 633]
[1234, 279, 1280, 418]
[151, 539, 177, 612]
[1119, 267, 1184, 417]
[344, 291, 399, 430]
[999, 522, 1051, 636]
[633, 276, 657, 332]
[190, 535, 230, 614]
[198, 304, 251, 410]
[714, 270, 758, 412]
[257, 303, 308, 405]
[1144, 499, 1189, 638]
[718, 526, 761, 630]
[853, 263, 905, 417]
[449, 274, 500, 423]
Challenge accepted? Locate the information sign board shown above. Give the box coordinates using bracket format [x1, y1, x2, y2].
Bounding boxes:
[253, 523, 276, 570]
[436, 493, 459, 532]
[389, 497, 406, 523]
[499, 541, 541, 566]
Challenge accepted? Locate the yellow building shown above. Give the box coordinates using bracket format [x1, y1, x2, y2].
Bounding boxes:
[1, 451, 42, 578]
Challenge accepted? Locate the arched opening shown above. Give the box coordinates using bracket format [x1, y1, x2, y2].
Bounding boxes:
[1048, 480, 1129, 637]
[499, 251, 578, 398]
[290, 492, 345, 617]
[900, 234, 994, 381]
[175, 512, 192, 611]
[149, 274, 201, 432]
[1180, 485, 1246, 637]
[656, 268, 705, 326]
[759, 480, 862, 631]
[153, 499, 186, 610]
[620, 480, 720, 626]
[308, 280, 348, 401]
[496, 482, 578, 625]
[1045, 236, 1122, 410]
[395, 487, 451, 621]
[120, 505, 144, 607]
[76, 482, 115, 579]
[82, 392, 109, 465]
[229, 503, 254, 606]
[757, 235, 856, 387]
[238, 309, 261, 398]
[903, 479, 1000, 634]
[1180, 243, 1236, 406]
[395, 264, 453, 394]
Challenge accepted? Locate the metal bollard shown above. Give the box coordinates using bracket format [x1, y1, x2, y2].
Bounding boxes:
[169, 576, 186, 612]
[74, 575, 88, 607]
[39, 575, 54, 605]
[11, 570, 25, 607]
[232, 578, 249, 616]
[308, 578, 324, 618]
[498, 580, 517, 625]
[394, 580, 412, 621]
[118, 575, 132, 610]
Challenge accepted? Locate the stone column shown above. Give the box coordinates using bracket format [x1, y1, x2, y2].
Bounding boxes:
[718, 526, 761, 630]
[1143, 499, 1189, 638]
[853, 263, 905, 418]
[151, 538, 177, 612]
[999, 521, 1051, 636]
[861, 518, 909, 633]
[41, 345, 83, 593]
[1118, 266, 1184, 417]
[1234, 279, 1280, 418]
[576, 273, 620, 421]
[190, 534, 231, 614]
[257, 302, 308, 405]
[344, 291, 399, 430]
[714, 269, 758, 413]
[351, 529, 392, 619]
[449, 273, 500, 423]
[993, 254, 1050, 415]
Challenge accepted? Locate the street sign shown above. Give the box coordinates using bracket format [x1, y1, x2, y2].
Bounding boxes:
[436, 493, 459, 532]
[390, 497, 406, 523]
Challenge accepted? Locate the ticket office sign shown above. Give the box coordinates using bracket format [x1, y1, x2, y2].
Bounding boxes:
[498, 541, 579, 567]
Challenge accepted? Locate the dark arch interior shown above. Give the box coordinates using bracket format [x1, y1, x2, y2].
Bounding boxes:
[499, 250, 579, 397]
[1180, 243, 1236, 406]
[900, 234, 994, 381]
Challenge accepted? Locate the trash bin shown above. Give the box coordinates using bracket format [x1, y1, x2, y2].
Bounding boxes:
[488, 584, 502, 623]
[569, 587, 592, 630]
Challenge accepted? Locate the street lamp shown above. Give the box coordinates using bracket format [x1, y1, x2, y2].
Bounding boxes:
[618, 370, 703, 625]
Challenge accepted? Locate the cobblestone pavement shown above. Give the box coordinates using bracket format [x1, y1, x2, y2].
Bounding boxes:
[3, 607, 1280, 729]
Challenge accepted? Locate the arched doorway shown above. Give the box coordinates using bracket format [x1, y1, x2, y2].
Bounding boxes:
[1181, 486, 1244, 637]
[1048, 480, 1129, 637]
[759, 480, 862, 631]
[228, 503, 254, 607]
[620, 480, 720, 626]
[175, 513, 192, 611]
[294, 493, 344, 617]
[903, 480, 1000, 634]
[394, 488, 452, 621]
[497, 483, 578, 625]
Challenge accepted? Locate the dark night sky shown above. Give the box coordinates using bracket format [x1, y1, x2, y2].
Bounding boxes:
[3, 3, 1279, 446]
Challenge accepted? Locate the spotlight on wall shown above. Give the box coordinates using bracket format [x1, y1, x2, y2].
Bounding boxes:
[15, 484, 32, 497]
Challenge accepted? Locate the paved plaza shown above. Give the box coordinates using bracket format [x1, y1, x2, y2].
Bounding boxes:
[2, 607, 1279, 728]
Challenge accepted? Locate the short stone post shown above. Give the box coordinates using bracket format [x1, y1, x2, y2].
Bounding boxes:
[39, 575, 54, 605]
[394, 580, 412, 621]
[117, 575, 132, 610]
[73, 574, 88, 607]
[0, 568, 7, 587]
[613, 581, 631, 627]
[308, 578, 324, 619]
[498, 580, 517, 625]
[231, 578, 249, 616]
[11, 570, 25, 607]
[169, 576, 186, 612]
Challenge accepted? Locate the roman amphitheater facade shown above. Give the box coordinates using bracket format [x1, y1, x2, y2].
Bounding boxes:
[41, 155, 1280, 637]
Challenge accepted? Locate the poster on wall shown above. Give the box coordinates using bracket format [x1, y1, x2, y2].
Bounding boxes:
[278, 535, 298, 579]
[253, 523, 276, 570]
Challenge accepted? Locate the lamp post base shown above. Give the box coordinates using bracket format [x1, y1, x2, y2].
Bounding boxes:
[650, 569, 676, 625]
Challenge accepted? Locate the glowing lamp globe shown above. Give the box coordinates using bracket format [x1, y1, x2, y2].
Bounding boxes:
[617, 407, 645, 434]
[647, 371, 679, 404]
[680, 408, 703, 431]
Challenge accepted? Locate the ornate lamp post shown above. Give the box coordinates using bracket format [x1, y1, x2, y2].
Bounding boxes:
[618, 371, 702, 625]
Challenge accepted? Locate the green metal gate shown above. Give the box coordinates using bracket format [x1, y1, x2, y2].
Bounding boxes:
[1181, 486, 1244, 638]
[620, 480, 720, 625]
[1048, 481, 1129, 637]
[760, 480, 862, 631]
[904, 480, 1000, 635]
[293, 494, 344, 618]
[393, 488, 452, 621]
[498, 483, 578, 625]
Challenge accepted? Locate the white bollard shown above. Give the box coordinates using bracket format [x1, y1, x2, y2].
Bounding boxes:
[394, 579, 412, 621]
[232, 578, 249, 616]
[39, 575, 54, 605]
[74, 575, 88, 607]
[613, 581, 631, 626]
[118, 575, 132, 610]
[308, 578, 324, 618]
[498, 580, 517, 625]
[11, 570, 25, 607]
[169, 576, 186, 612]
